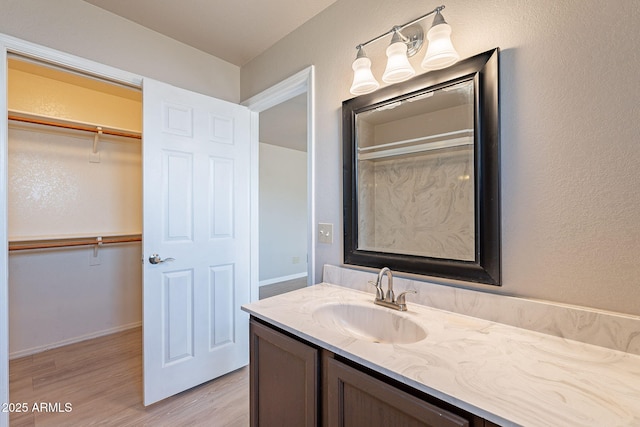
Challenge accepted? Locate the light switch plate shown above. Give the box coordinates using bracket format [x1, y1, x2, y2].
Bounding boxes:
[318, 223, 333, 244]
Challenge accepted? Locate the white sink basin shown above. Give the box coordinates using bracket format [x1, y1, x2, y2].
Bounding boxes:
[312, 302, 427, 344]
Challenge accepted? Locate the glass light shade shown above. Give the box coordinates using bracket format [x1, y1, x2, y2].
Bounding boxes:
[350, 56, 380, 95]
[421, 22, 460, 70]
[382, 41, 415, 84]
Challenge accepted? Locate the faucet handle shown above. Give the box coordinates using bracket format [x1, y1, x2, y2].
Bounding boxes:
[395, 289, 417, 309]
[368, 280, 384, 300]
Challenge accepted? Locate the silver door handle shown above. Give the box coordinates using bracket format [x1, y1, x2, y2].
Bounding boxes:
[149, 254, 175, 264]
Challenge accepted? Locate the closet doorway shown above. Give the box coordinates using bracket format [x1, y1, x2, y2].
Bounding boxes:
[6, 53, 144, 400]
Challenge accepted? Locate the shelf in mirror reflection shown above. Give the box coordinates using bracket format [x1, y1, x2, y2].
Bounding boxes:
[358, 131, 473, 160]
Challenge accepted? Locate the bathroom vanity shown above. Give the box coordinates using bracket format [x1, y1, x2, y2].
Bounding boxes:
[249, 318, 497, 426]
[242, 282, 640, 426]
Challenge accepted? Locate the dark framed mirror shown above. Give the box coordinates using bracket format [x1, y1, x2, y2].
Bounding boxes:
[343, 48, 500, 285]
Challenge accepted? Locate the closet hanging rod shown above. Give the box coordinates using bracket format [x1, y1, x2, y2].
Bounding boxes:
[8, 234, 142, 251]
[8, 113, 142, 140]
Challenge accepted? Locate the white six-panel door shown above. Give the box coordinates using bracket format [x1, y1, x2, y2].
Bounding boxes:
[142, 78, 251, 405]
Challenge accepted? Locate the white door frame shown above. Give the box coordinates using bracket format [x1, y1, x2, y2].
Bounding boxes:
[242, 66, 316, 302]
[0, 33, 144, 427]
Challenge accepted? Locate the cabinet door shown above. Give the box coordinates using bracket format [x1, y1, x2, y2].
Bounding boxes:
[250, 319, 318, 427]
[326, 357, 469, 427]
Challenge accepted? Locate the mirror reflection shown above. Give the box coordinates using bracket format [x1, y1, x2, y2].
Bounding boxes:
[355, 80, 475, 261]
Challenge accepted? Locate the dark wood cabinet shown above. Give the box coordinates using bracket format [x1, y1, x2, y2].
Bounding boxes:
[325, 357, 469, 427]
[250, 319, 319, 427]
[250, 317, 500, 427]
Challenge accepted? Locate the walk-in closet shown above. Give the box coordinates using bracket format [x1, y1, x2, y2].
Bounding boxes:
[7, 57, 142, 362]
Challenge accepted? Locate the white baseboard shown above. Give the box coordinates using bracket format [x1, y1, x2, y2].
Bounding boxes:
[9, 321, 142, 360]
[259, 272, 308, 287]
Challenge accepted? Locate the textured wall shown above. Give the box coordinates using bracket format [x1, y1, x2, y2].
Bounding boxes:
[241, 0, 640, 316]
[8, 127, 141, 238]
[8, 61, 142, 132]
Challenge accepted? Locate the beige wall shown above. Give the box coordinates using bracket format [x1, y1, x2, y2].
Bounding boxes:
[241, 0, 640, 316]
[0, 0, 239, 102]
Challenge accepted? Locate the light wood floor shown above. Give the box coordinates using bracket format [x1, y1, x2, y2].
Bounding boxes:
[9, 327, 249, 426]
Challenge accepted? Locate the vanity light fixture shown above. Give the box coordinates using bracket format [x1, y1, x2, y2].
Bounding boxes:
[349, 5, 459, 95]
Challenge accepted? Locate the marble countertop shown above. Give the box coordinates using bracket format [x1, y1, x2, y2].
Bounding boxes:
[242, 283, 640, 427]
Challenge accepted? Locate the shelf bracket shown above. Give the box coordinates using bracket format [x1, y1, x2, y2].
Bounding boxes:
[92, 236, 103, 258]
[90, 236, 103, 266]
[90, 127, 102, 163]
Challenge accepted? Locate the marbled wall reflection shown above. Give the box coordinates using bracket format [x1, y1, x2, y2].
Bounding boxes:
[358, 146, 475, 260]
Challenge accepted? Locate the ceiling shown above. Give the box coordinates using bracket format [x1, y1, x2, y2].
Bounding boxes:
[83, 0, 337, 66]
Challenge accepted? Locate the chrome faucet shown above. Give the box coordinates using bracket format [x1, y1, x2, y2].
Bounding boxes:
[378, 267, 395, 302]
[368, 267, 416, 311]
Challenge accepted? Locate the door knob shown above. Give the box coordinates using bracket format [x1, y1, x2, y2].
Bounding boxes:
[149, 254, 175, 264]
